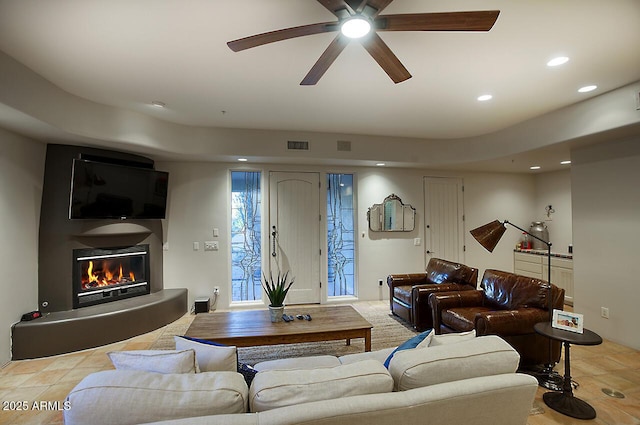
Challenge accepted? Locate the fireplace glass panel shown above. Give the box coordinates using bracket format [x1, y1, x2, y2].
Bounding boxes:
[73, 244, 150, 308]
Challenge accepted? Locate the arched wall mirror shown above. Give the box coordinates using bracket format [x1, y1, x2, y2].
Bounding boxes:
[367, 194, 416, 232]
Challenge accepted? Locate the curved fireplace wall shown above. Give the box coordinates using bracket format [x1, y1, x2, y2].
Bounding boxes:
[11, 144, 187, 360]
[38, 144, 164, 313]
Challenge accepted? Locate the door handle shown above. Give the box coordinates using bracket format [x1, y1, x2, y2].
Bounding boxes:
[271, 226, 277, 257]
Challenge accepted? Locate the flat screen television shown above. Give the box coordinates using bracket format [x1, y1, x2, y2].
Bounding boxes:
[69, 159, 169, 219]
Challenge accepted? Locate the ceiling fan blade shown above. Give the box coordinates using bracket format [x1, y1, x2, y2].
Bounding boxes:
[316, 0, 353, 19]
[363, 0, 394, 18]
[227, 22, 338, 52]
[360, 32, 411, 84]
[301, 34, 351, 85]
[377, 10, 500, 32]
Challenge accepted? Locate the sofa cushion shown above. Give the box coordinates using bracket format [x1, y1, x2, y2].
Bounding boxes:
[441, 305, 492, 332]
[425, 257, 477, 285]
[107, 349, 197, 374]
[249, 359, 393, 412]
[253, 355, 341, 372]
[428, 329, 476, 346]
[393, 285, 413, 305]
[482, 269, 549, 310]
[174, 335, 237, 372]
[339, 347, 396, 365]
[63, 370, 248, 425]
[383, 330, 432, 368]
[389, 335, 520, 391]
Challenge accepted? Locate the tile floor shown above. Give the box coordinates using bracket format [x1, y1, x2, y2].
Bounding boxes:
[1, 302, 638, 425]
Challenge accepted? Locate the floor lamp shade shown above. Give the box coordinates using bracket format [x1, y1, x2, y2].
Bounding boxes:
[470, 220, 507, 252]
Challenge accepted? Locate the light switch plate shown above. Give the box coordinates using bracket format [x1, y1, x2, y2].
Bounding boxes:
[204, 241, 219, 251]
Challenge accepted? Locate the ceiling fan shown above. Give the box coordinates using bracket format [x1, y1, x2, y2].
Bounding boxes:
[227, 0, 500, 85]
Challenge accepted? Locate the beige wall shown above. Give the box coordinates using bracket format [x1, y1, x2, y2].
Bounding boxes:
[157, 161, 541, 310]
[572, 137, 640, 350]
[534, 170, 573, 253]
[0, 128, 45, 365]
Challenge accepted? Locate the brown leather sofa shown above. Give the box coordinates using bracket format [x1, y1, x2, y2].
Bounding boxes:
[429, 269, 565, 366]
[387, 258, 478, 331]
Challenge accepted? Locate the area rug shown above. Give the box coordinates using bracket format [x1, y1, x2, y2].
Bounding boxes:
[237, 305, 417, 365]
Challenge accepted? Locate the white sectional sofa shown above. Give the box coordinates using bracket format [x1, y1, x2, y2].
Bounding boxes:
[63, 333, 538, 425]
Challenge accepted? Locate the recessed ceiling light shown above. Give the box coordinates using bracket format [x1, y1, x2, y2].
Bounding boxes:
[530, 166, 541, 170]
[547, 56, 569, 67]
[237, 158, 248, 162]
[376, 162, 386, 166]
[341, 16, 371, 39]
[578, 85, 597, 93]
[560, 160, 572, 165]
[477, 94, 493, 102]
[151, 101, 166, 108]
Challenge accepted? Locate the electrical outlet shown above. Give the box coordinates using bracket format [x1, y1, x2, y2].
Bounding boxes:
[213, 286, 220, 295]
[601, 307, 609, 319]
[378, 279, 384, 287]
[204, 241, 219, 251]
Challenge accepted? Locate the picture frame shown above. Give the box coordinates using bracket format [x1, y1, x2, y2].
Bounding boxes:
[552, 309, 584, 334]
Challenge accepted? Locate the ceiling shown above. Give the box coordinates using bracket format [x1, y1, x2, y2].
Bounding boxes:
[1, 0, 639, 172]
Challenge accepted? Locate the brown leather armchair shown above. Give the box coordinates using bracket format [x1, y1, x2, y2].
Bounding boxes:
[429, 269, 565, 366]
[387, 258, 478, 331]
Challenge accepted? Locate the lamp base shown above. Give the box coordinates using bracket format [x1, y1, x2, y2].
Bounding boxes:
[543, 391, 597, 419]
[520, 364, 563, 392]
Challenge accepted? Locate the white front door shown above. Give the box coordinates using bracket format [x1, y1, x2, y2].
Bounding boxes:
[269, 172, 321, 304]
[424, 177, 465, 264]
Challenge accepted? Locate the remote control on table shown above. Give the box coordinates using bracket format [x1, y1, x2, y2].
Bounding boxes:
[296, 314, 304, 320]
[304, 314, 312, 321]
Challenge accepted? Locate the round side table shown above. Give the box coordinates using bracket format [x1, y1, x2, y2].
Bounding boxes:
[534, 322, 602, 419]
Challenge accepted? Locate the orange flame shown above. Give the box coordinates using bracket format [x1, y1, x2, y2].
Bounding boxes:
[82, 260, 136, 290]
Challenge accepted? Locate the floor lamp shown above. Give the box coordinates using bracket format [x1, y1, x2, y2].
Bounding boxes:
[470, 219, 563, 391]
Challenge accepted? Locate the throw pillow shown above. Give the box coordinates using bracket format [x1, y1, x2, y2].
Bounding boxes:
[107, 349, 197, 374]
[383, 330, 432, 368]
[238, 363, 258, 386]
[428, 329, 476, 346]
[174, 335, 237, 372]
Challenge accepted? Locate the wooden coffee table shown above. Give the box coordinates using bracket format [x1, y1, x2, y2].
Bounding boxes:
[185, 305, 373, 351]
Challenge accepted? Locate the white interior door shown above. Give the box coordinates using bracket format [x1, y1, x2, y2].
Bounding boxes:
[269, 172, 321, 304]
[424, 177, 465, 264]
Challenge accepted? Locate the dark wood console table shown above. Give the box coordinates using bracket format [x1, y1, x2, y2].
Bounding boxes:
[534, 322, 603, 419]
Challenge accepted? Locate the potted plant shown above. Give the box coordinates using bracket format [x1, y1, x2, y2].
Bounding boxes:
[262, 270, 294, 322]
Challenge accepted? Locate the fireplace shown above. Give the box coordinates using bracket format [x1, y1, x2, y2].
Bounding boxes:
[72, 244, 151, 308]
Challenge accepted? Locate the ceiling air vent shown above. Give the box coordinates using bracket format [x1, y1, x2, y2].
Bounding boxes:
[287, 140, 309, 151]
[337, 140, 351, 152]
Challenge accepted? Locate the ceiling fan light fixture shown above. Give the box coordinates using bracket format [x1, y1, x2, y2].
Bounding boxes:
[341, 16, 371, 39]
